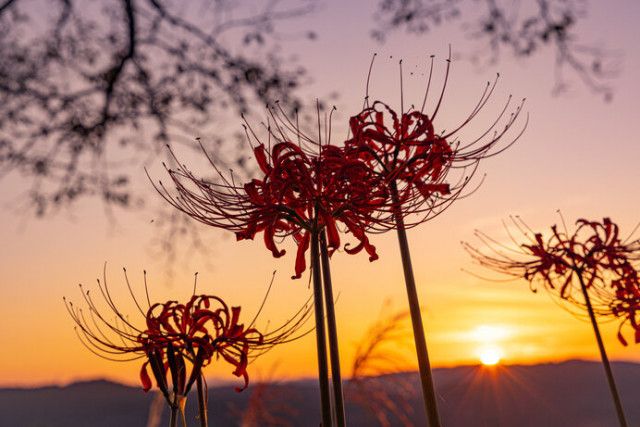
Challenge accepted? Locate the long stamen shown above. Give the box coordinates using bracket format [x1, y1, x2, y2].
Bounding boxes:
[399, 59, 404, 117]
[420, 55, 435, 114]
[365, 53, 377, 109]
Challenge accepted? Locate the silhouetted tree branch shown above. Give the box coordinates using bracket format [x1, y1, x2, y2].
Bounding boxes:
[372, 0, 619, 100]
[0, 0, 315, 215]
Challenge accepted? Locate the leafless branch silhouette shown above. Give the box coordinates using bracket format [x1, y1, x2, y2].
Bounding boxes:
[372, 0, 620, 100]
[0, 0, 314, 215]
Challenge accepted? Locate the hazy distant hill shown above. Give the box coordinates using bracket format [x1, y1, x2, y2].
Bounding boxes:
[1, 360, 638, 426]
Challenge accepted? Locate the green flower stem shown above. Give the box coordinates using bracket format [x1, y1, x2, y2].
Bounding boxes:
[197, 375, 208, 427]
[179, 399, 187, 427]
[311, 229, 333, 426]
[169, 402, 178, 427]
[319, 231, 346, 427]
[390, 182, 441, 427]
[576, 272, 628, 427]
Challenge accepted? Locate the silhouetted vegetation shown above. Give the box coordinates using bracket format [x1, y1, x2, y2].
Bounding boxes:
[372, 0, 619, 100]
[0, 0, 314, 215]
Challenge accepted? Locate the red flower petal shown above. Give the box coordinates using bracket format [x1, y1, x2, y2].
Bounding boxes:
[140, 361, 152, 392]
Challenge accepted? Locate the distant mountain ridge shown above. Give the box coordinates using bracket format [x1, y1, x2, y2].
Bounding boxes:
[2, 360, 639, 426]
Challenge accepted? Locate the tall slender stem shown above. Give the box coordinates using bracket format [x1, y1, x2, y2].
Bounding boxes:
[196, 375, 208, 427]
[169, 402, 178, 427]
[390, 183, 441, 427]
[576, 272, 628, 427]
[311, 229, 333, 427]
[319, 231, 347, 427]
[179, 399, 188, 427]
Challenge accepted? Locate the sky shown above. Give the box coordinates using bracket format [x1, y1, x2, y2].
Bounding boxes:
[1, 0, 639, 388]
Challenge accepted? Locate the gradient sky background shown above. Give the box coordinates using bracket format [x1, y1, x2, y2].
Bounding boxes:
[1, 0, 639, 387]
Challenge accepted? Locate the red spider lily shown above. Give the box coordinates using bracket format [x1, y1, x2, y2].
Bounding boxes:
[332, 54, 526, 427]
[345, 56, 527, 230]
[149, 105, 388, 426]
[154, 131, 385, 280]
[140, 295, 265, 394]
[345, 101, 453, 220]
[64, 267, 311, 427]
[237, 140, 385, 278]
[465, 216, 640, 325]
[465, 215, 640, 427]
[611, 273, 640, 346]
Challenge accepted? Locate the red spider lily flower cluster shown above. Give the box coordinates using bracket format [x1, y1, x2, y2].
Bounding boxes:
[64, 268, 312, 403]
[346, 102, 452, 204]
[239, 141, 386, 275]
[465, 216, 640, 345]
[148, 57, 528, 426]
[153, 109, 387, 279]
[153, 61, 525, 277]
[345, 58, 527, 230]
[140, 295, 266, 394]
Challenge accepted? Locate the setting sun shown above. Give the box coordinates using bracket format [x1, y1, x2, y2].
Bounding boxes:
[478, 346, 503, 366]
[471, 325, 509, 365]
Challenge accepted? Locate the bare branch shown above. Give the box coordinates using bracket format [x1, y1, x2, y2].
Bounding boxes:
[372, 0, 620, 100]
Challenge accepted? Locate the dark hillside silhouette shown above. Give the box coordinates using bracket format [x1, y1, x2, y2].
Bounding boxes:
[2, 361, 639, 426]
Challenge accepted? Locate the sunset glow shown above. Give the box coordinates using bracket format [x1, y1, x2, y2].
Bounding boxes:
[0, 0, 639, 390]
[471, 325, 511, 343]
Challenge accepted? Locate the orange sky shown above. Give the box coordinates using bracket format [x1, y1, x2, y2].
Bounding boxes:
[1, 1, 640, 387]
